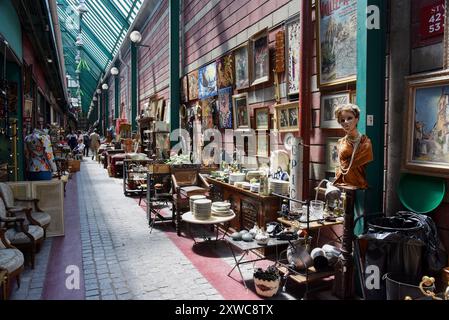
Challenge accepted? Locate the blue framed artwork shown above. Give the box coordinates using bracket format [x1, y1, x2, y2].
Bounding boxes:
[217, 87, 233, 129]
[198, 62, 218, 99]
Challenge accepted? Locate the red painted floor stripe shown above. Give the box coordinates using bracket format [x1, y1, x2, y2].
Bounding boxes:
[42, 175, 84, 299]
[134, 198, 262, 300]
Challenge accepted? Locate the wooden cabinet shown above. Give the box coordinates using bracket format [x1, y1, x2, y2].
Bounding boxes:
[206, 177, 280, 232]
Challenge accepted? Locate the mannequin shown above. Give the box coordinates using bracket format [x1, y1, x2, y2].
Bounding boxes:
[25, 128, 57, 181]
[333, 104, 373, 189]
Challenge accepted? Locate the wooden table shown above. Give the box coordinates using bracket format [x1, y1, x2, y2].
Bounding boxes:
[182, 211, 236, 244]
[277, 216, 344, 231]
[206, 177, 280, 232]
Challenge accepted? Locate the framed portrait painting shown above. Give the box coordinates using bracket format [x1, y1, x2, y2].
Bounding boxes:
[187, 70, 199, 101]
[404, 73, 449, 176]
[234, 44, 249, 89]
[217, 87, 233, 129]
[217, 53, 234, 89]
[198, 62, 218, 99]
[317, 0, 357, 87]
[320, 91, 350, 128]
[286, 15, 300, 97]
[232, 93, 250, 130]
[325, 137, 340, 172]
[254, 107, 270, 130]
[250, 29, 270, 86]
[275, 102, 299, 132]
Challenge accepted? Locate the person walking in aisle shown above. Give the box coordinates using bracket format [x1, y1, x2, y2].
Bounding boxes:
[83, 131, 91, 157]
[89, 129, 100, 160]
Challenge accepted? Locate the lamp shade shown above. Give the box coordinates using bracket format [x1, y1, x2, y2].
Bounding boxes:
[110, 67, 119, 75]
[130, 30, 142, 43]
[96, 89, 101, 94]
[75, 34, 83, 47]
[102, 83, 109, 90]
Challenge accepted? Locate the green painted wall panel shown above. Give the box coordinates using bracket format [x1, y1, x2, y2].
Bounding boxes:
[0, 0, 22, 60]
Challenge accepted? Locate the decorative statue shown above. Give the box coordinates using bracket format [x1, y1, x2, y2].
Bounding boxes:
[333, 104, 373, 189]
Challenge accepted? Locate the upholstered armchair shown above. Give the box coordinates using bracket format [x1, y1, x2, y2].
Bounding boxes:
[171, 165, 210, 236]
[0, 228, 25, 299]
[0, 197, 44, 269]
[0, 182, 51, 238]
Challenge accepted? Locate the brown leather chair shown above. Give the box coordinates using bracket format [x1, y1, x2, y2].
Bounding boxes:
[171, 165, 210, 236]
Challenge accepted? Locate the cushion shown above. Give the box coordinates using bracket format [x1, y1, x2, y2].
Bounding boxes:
[180, 186, 207, 198]
[5, 225, 44, 244]
[32, 211, 51, 226]
[0, 183, 14, 208]
[0, 249, 24, 273]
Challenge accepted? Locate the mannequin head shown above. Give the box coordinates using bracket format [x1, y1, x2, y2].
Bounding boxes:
[334, 104, 360, 136]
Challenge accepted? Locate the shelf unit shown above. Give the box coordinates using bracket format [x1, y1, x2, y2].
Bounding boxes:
[123, 159, 152, 196]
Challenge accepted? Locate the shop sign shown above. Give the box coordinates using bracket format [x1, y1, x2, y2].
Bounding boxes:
[420, 1, 445, 40]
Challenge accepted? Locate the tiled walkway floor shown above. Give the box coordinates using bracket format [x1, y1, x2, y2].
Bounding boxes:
[10, 158, 304, 300]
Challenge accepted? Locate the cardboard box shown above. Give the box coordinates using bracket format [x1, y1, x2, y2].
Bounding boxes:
[68, 159, 80, 172]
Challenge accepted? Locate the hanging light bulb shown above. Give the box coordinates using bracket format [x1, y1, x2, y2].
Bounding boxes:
[77, 0, 88, 13]
[75, 34, 83, 47]
[93, 96, 97, 101]
[96, 88, 101, 94]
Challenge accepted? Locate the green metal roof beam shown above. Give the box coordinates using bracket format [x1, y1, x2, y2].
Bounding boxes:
[110, 0, 141, 55]
[80, 20, 113, 60]
[98, 0, 129, 30]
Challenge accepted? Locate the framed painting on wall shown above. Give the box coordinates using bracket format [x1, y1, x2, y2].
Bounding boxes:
[275, 102, 299, 132]
[187, 70, 199, 101]
[181, 75, 189, 102]
[325, 137, 340, 172]
[217, 87, 233, 129]
[250, 29, 270, 86]
[403, 72, 449, 176]
[234, 44, 249, 89]
[320, 91, 350, 128]
[198, 62, 218, 99]
[286, 14, 300, 97]
[201, 98, 217, 130]
[317, 0, 357, 87]
[217, 53, 234, 89]
[232, 93, 250, 130]
[256, 132, 270, 158]
[254, 107, 270, 130]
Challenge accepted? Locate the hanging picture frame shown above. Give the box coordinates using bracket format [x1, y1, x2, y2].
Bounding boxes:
[232, 93, 250, 130]
[217, 87, 233, 129]
[256, 131, 270, 158]
[234, 43, 249, 90]
[198, 62, 218, 99]
[217, 53, 234, 89]
[320, 91, 350, 129]
[325, 137, 340, 172]
[317, 0, 357, 87]
[254, 107, 270, 130]
[201, 98, 217, 130]
[286, 14, 300, 97]
[250, 28, 270, 86]
[275, 102, 299, 132]
[187, 70, 199, 101]
[181, 75, 189, 102]
[403, 72, 449, 176]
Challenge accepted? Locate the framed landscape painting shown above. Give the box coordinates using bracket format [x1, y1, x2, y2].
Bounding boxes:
[232, 93, 250, 130]
[317, 0, 357, 87]
[250, 29, 270, 86]
[320, 91, 350, 128]
[198, 62, 218, 99]
[234, 44, 249, 89]
[404, 72, 449, 176]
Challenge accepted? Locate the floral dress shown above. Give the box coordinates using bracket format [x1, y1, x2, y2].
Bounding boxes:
[25, 129, 57, 172]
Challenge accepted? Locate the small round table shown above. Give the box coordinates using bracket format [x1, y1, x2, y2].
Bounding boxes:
[182, 211, 236, 244]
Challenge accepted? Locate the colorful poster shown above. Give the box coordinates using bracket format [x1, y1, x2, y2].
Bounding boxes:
[217, 87, 233, 129]
[198, 63, 217, 99]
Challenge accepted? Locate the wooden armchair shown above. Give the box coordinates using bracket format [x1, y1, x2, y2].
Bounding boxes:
[0, 197, 42, 269]
[0, 228, 25, 299]
[0, 182, 51, 238]
[171, 165, 210, 236]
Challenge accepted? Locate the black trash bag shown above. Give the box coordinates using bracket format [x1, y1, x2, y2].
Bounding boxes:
[396, 211, 447, 274]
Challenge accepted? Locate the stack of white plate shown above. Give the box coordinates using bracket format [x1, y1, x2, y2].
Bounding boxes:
[250, 183, 260, 193]
[241, 182, 251, 190]
[269, 179, 289, 195]
[193, 199, 212, 220]
[229, 172, 246, 185]
[190, 195, 207, 212]
[211, 202, 233, 217]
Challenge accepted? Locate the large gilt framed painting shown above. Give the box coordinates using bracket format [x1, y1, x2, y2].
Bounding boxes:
[404, 72, 449, 177]
[317, 0, 357, 87]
